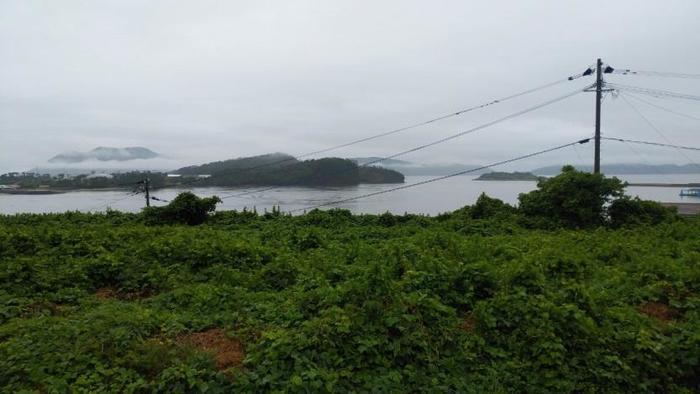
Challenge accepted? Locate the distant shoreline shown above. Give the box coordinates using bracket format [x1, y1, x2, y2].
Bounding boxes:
[628, 183, 700, 188]
[0, 189, 66, 195]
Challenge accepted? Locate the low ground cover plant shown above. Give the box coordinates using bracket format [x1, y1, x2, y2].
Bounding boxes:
[1, 168, 697, 392]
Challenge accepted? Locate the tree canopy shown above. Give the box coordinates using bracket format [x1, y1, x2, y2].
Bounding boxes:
[518, 165, 627, 228]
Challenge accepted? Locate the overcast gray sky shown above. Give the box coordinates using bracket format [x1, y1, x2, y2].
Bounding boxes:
[1, 0, 700, 173]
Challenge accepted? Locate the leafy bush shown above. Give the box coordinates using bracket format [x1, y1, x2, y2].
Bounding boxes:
[470, 193, 517, 219]
[518, 165, 626, 228]
[143, 192, 221, 225]
[608, 197, 677, 228]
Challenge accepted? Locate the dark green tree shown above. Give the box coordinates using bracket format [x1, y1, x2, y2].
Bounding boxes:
[470, 193, 517, 219]
[608, 197, 677, 228]
[143, 192, 221, 225]
[518, 165, 626, 228]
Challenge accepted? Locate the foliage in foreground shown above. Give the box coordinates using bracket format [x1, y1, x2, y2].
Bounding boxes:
[1, 201, 699, 392]
[143, 192, 222, 225]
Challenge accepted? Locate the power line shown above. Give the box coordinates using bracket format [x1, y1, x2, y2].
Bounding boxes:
[150, 196, 169, 203]
[618, 93, 699, 166]
[175, 73, 591, 190]
[606, 82, 700, 102]
[87, 191, 141, 213]
[352, 87, 587, 168]
[288, 138, 592, 213]
[612, 69, 700, 79]
[616, 138, 678, 185]
[624, 92, 700, 121]
[571, 141, 586, 167]
[294, 77, 582, 160]
[602, 137, 700, 152]
[219, 85, 587, 201]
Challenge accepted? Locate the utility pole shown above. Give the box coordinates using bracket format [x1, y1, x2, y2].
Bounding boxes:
[143, 178, 150, 207]
[594, 58, 603, 174]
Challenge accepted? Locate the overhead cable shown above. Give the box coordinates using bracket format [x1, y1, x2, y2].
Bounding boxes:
[624, 92, 700, 121]
[87, 192, 140, 213]
[177, 72, 591, 190]
[607, 83, 700, 101]
[612, 69, 700, 79]
[618, 93, 699, 166]
[297, 76, 586, 160]
[602, 137, 700, 152]
[288, 138, 592, 213]
[219, 86, 587, 201]
[150, 196, 169, 203]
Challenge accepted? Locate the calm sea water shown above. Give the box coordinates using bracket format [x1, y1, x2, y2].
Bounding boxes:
[1, 174, 698, 216]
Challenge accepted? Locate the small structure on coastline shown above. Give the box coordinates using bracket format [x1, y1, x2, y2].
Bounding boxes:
[680, 188, 700, 197]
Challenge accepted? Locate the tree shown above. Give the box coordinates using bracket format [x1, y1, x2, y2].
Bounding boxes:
[143, 192, 221, 225]
[518, 165, 626, 228]
[608, 197, 676, 228]
[470, 193, 516, 219]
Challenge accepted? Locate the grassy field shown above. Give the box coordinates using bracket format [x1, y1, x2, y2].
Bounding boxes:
[1, 205, 699, 392]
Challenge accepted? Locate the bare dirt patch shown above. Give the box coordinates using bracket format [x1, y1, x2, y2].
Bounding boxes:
[461, 313, 476, 333]
[638, 302, 679, 322]
[95, 287, 118, 300]
[94, 287, 152, 301]
[178, 328, 245, 370]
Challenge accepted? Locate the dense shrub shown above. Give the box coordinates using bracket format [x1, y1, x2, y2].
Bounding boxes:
[470, 192, 517, 219]
[518, 165, 626, 228]
[143, 192, 221, 225]
[608, 197, 677, 227]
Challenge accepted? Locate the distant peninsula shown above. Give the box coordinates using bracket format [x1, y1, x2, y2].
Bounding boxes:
[350, 157, 489, 176]
[177, 153, 404, 187]
[49, 147, 159, 163]
[475, 171, 541, 181]
[2, 153, 404, 191]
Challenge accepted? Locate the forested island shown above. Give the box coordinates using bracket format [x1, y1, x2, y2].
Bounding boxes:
[0, 153, 404, 191]
[177, 153, 404, 187]
[475, 171, 542, 181]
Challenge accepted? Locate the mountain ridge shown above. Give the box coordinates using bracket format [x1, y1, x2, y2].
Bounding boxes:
[349, 157, 489, 176]
[48, 147, 159, 163]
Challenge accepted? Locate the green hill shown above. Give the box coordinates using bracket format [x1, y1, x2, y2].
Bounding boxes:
[181, 154, 404, 186]
[176, 152, 297, 175]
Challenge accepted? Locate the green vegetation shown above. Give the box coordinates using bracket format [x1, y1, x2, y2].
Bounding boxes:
[475, 171, 541, 181]
[1, 167, 698, 392]
[519, 165, 626, 228]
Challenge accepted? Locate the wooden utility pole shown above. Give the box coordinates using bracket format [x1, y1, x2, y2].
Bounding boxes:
[144, 178, 150, 207]
[594, 58, 603, 174]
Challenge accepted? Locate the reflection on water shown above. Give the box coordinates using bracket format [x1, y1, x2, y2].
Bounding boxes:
[1, 174, 698, 216]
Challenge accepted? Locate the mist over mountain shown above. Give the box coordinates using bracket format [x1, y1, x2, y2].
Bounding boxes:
[48, 147, 159, 163]
[176, 153, 295, 175]
[350, 157, 489, 176]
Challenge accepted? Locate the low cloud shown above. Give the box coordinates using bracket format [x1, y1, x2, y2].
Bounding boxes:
[1, 1, 699, 174]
